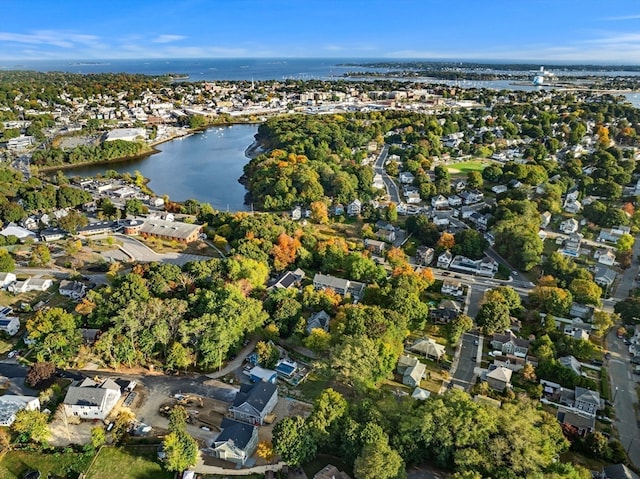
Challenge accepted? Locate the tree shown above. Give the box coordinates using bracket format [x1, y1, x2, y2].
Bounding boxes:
[12, 409, 49, 445]
[255, 340, 280, 369]
[30, 243, 51, 267]
[125, 198, 147, 216]
[452, 230, 488, 260]
[466, 171, 483, 189]
[569, 279, 602, 305]
[256, 440, 276, 463]
[91, 425, 106, 449]
[308, 388, 347, 443]
[163, 406, 199, 472]
[521, 363, 537, 382]
[310, 201, 329, 224]
[617, 233, 634, 252]
[529, 286, 573, 316]
[0, 249, 15, 272]
[437, 232, 455, 250]
[26, 361, 56, 388]
[304, 328, 331, 354]
[273, 416, 317, 466]
[26, 307, 81, 365]
[112, 409, 134, 444]
[57, 209, 88, 234]
[476, 301, 510, 335]
[166, 342, 194, 372]
[354, 438, 404, 479]
[592, 311, 614, 337]
[447, 314, 474, 345]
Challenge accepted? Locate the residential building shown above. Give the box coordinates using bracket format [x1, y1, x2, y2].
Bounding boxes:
[248, 366, 277, 384]
[558, 355, 582, 376]
[364, 238, 386, 255]
[211, 418, 259, 465]
[40, 228, 66, 242]
[562, 233, 583, 257]
[594, 266, 616, 289]
[59, 280, 87, 301]
[9, 277, 53, 294]
[569, 303, 594, 321]
[415, 246, 434, 266]
[347, 199, 362, 216]
[559, 387, 602, 417]
[396, 355, 426, 388]
[0, 395, 40, 426]
[437, 250, 453, 269]
[540, 211, 552, 229]
[63, 378, 121, 420]
[556, 406, 595, 435]
[229, 382, 278, 425]
[430, 299, 462, 322]
[312, 273, 366, 299]
[441, 280, 464, 297]
[275, 359, 298, 380]
[270, 268, 305, 290]
[77, 221, 119, 237]
[0, 316, 20, 336]
[0, 272, 17, 289]
[490, 331, 529, 358]
[560, 218, 579, 234]
[431, 195, 449, 209]
[594, 249, 616, 266]
[598, 225, 631, 243]
[313, 465, 352, 479]
[399, 171, 415, 184]
[291, 205, 302, 221]
[486, 366, 512, 391]
[447, 195, 462, 207]
[375, 229, 395, 242]
[448, 255, 497, 277]
[411, 387, 431, 401]
[408, 337, 446, 360]
[306, 310, 331, 334]
[564, 321, 591, 341]
[492, 185, 508, 195]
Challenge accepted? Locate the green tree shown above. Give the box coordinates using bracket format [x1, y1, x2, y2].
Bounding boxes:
[0, 249, 15, 272]
[592, 311, 614, 337]
[30, 243, 51, 266]
[476, 301, 510, 335]
[12, 409, 49, 445]
[91, 425, 106, 449]
[447, 314, 474, 345]
[354, 438, 404, 479]
[125, 198, 147, 216]
[273, 416, 317, 466]
[617, 233, 634, 252]
[304, 328, 332, 354]
[569, 279, 602, 305]
[308, 388, 347, 444]
[26, 307, 81, 365]
[166, 342, 194, 372]
[163, 406, 199, 472]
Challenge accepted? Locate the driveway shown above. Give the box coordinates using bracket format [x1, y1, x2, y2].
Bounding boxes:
[100, 234, 213, 266]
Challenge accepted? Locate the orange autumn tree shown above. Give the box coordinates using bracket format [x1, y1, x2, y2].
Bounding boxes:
[437, 232, 455, 250]
[271, 230, 302, 271]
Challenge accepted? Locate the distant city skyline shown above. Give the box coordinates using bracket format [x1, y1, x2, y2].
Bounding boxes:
[1, 0, 640, 63]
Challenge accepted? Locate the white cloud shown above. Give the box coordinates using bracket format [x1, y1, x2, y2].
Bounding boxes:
[604, 14, 640, 21]
[152, 34, 187, 44]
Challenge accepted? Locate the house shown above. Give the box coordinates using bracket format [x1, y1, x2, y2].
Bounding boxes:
[137, 219, 202, 244]
[448, 255, 498, 277]
[399, 171, 415, 184]
[332, 203, 345, 216]
[430, 299, 462, 322]
[431, 195, 449, 209]
[0, 272, 17, 289]
[211, 418, 259, 465]
[291, 206, 302, 221]
[562, 233, 583, 257]
[347, 199, 362, 216]
[275, 359, 298, 379]
[248, 366, 277, 384]
[491, 185, 508, 195]
[0, 395, 40, 426]
[437, 250, 453, 269]
[594, 266, 616, 288]
[375, 229, 396, 242]
[40, 228, 66, 242]
[598, 250, 616, 266]
[598, 226, 631, 243]
[486, 366, 512, 391]
[569, 303, 594, 320]
[558, 355, 582, 376]
[540, 211, 552, 229]
[490, 331, 529, 358]
[63, 377, 122, 420]
[409, 338, 446, 360]
[447, 195, 462, 207]
[415, 246, 434, 266]
[0, 316, 20, 336]
[411, 387, 431, 401]
[564, 321, 591, 341]
[58, 280, 87, 301]
[574, 387, 603, 416]
[364, 238, 386, 255]
[396, 355, 426, 388]
[306, 311, 331, 334]
[375, 220, 395, 232]
[557, 406, 595, 435]
[270, 268, 305, 290]
[313, 465, 352, 479]
[313, 273, 366, 299]
[601, 464, 640, 479]
[441, 280, 464, 297]
[559, 218, 579, 234]
[229, 382, 278, 425]
[9, 277, 53, 294]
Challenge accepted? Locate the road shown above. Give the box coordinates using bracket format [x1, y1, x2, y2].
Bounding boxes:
[108, 234, 212, 266]
[613, 236, 640, 300]
[605, 328, 640, 468]
[449, 332, 482, 391]
[373, 145, 402, 204]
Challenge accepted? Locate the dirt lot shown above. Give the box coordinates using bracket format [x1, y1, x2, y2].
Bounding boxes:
[257, 396, 313, 445]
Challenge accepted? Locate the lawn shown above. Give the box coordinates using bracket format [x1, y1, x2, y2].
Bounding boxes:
[446, 159, 490, 174]
[0, 449, 92, 479]
[84, 445, 172, 479]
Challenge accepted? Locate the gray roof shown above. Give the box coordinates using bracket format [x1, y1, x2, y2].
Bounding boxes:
[604, 464, 640, 479]
[64, 385, 107, 407]
[215, 418, 256, 449]
[557, 407, 595, 431]
[232, 382, 277, 415]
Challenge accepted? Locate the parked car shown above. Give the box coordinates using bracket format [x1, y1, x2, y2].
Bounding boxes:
[7, 350, 17, 359]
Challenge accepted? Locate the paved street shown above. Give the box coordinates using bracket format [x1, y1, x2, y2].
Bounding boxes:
[449, 332, 481, 391]
[606, 328, 640, 468]
[613, 236, 640, 300]
[105, 234, 212, 266]
[373, 145, 402, 204]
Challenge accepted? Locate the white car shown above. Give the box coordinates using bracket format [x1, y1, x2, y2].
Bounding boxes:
[7, 350, 17, 359]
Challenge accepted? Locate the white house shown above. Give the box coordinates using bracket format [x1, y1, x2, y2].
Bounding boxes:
[0, 395, 40, 426]
[491, 185, 508, 195]
[597, 250, 616, 266]
[63, 378, 122, 420]
[399, 171, 415, 184]
[560, 218, 579, 234]
[441, 280, 464, 297]
[0, 316, 20, 336]
[431, 195, 449, 209]
[437, 250, 453, 269]
[347, 199, 362, 216]
[9, 277, 53, 294]
[59, 280, 87, 301]
[0, 272, 17, 289]
[540, 211, 552, 229]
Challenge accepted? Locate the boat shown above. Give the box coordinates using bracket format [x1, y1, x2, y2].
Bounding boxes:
[532, 66, 555, 86]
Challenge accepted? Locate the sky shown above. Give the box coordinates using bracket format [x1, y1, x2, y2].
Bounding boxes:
[1, 0, 640, 63]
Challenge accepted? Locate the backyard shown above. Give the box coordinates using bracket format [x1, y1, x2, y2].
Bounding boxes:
[446, 159, 490, 175]
[0, 449, 92, 479]
[83, 445, 172, 479]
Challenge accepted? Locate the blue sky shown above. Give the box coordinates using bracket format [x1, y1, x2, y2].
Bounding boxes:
[1, 0, 639, 63]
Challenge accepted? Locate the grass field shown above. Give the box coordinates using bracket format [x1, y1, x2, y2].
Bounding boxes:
[446, 159, 490, 174]
[0, 449, 92, 479]
[84, 446, 172, 479]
